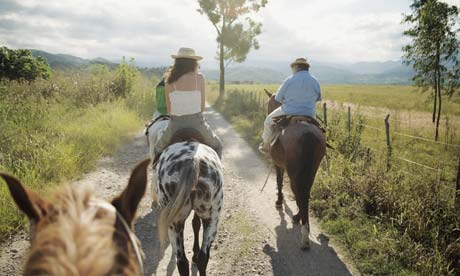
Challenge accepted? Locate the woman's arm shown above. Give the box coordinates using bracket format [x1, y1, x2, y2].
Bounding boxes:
[165, 82, 172, 114]
[200, 74, 206, 112]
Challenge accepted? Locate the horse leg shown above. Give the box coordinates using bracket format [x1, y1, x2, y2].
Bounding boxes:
[275, 166, 284, 209]
[197, 217, 219, 276]
[192, 212, 201, 263]
[168, 222, 189, 276]
[296, 179, 314, 250]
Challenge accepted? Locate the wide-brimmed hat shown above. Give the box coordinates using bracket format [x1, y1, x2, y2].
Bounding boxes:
[171, 47, 203, 61]
[290, 57, 309, 67]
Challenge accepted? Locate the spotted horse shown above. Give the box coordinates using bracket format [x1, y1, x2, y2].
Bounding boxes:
[146, 114, 224, 276]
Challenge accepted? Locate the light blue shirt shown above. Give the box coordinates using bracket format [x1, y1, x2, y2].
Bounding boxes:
[274, 71, 321, 117]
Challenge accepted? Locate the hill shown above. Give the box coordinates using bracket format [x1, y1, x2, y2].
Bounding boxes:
[29, 49, 413, 84]
[30, 49, 118, 70]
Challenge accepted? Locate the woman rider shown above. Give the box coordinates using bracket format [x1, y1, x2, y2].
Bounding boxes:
[153, 47, 223, 158]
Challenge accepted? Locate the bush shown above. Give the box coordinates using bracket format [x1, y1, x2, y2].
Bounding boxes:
[0, 46, 51, 81]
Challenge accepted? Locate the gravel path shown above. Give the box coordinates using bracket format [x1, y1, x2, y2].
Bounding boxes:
[0, 107, 360, 276]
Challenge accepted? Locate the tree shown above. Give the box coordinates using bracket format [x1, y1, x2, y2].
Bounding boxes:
[0, 46, 51, 81]
[402, 0, 460, 141]
[197, 0, 267, 99]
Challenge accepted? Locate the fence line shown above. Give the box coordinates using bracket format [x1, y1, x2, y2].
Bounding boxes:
[326, 101, 459, 133]
[395, 156, 439, 172]
[392, 131, 460, 148]
[356, 123, 385, 132]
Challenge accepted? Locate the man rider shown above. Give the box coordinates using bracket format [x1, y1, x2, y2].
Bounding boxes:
[259, 57, 322, 153]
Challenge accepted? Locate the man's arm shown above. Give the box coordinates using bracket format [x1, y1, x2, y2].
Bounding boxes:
[274, 77, 291, 103]
[316, 80, 322, 102]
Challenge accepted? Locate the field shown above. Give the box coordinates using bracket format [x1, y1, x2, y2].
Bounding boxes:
[0, 64, 157, 240]
[208, 83, 460, 276]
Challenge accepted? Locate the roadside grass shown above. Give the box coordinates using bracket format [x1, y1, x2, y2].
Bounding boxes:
[208, 85, 460, 276]
[0, 65, 156, 240]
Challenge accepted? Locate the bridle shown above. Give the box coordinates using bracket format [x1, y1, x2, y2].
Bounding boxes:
[89, 200, 144, 276]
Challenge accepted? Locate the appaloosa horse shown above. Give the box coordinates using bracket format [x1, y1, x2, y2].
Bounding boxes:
[0, 159, 150, 276]
[147, 115, 223, 276]
[264, 90, 326, 249]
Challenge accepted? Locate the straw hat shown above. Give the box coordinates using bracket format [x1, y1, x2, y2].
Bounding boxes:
[171, 47, 203, 61]
[290, 57, 309, 67]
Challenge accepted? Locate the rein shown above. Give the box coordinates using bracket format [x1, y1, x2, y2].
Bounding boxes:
[89, 200, 144, 276]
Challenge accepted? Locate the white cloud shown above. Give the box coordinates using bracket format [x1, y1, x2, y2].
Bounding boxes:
[0, 0, 457, 66]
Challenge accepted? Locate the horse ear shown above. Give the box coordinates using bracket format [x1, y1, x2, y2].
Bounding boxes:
[0, 173, 49, 222]
[111, 159, 150, 226]
[264, 89, 273, 98]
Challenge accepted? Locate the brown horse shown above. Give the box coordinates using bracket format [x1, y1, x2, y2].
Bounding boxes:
[264, 90, 326, 249]
[0, 159, 150, 276]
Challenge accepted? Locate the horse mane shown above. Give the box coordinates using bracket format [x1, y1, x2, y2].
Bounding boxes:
[23, 185, 124, 276]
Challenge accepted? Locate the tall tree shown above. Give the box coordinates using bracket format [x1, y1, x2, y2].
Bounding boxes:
[197, 0, 267, 99]
[403, 0, 460, 141]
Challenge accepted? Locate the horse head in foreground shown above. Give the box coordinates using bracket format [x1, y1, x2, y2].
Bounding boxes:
[264, 89, 326, 250]
[0, 159, 150, 276]
[147, 117, 224, 276]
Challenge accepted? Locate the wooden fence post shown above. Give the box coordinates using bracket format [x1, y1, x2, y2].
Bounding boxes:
[455, 155, 460, 207]
[347, 106, 351, 134]
[323, 103, 327, 127]
[384, 114, 391, 169]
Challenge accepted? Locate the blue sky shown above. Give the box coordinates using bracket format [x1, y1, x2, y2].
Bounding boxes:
[0, 0, 458, 67]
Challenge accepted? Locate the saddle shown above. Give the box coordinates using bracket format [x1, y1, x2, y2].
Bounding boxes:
[270, 115, 333, 149]
[273, 115, 325, 133]
[144, 115, 170, 136]
[152, 128, 209, 169]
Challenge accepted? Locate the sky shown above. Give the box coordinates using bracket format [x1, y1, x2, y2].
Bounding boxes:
[0, 0, 459, 68]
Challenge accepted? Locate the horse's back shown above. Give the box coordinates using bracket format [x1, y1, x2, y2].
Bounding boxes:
[156, 142, 223, 219]
[272, 122, 326, 168]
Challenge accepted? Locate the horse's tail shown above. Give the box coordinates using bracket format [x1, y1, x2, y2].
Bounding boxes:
[291, 130, 326, 227]
[158, 158, 200, 248]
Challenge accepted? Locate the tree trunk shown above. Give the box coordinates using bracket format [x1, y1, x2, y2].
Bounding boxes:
[435, 67, 442, 141]
[435, 49, 441, 141]
[219, 40, 225, 99]
[432, 78, 437, 123]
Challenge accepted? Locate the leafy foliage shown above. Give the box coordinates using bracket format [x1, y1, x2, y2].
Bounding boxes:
[0, 46, 51, 81]
[197, 0, 267, 96]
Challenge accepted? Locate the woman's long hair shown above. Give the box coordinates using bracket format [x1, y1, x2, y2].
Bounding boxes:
[166, 58, 198, 84]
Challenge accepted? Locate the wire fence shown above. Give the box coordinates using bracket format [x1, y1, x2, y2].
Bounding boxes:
[232, 89, 460, 204]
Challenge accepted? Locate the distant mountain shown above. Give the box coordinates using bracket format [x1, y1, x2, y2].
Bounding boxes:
[202, 66, 288, 83]
[29, 49, 414, 84]
[203, 63, 413, 85]
[30, 49, 117, 69]
[343, 60, 403, 74]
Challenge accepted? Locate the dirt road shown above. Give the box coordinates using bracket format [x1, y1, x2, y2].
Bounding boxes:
[0, 107, 359, 276]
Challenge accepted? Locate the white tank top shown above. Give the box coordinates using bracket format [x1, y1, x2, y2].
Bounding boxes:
[169, 74, 202, 116]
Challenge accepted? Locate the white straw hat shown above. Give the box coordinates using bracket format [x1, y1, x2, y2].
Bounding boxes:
[171, 47, 203, 61]
[290, 57, 310, 67]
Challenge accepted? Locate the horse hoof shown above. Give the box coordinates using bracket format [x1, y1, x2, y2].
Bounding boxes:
[292, 214, 300, 224]
[301, 240, 310, 250]
[192, 255, 199, 264]
[300, 224, 310, 250]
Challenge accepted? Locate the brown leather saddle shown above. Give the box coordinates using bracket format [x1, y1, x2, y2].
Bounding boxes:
[271, 115, 333, 149]
[144, 115, 170, 136]
[273, 115, 325, 132]
[152, 128, 209, 169]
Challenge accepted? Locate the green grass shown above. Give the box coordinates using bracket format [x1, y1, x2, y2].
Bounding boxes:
[220, 83, 460, 117]
[0, 66, 157, 240]
[208, 84, 460, 276]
